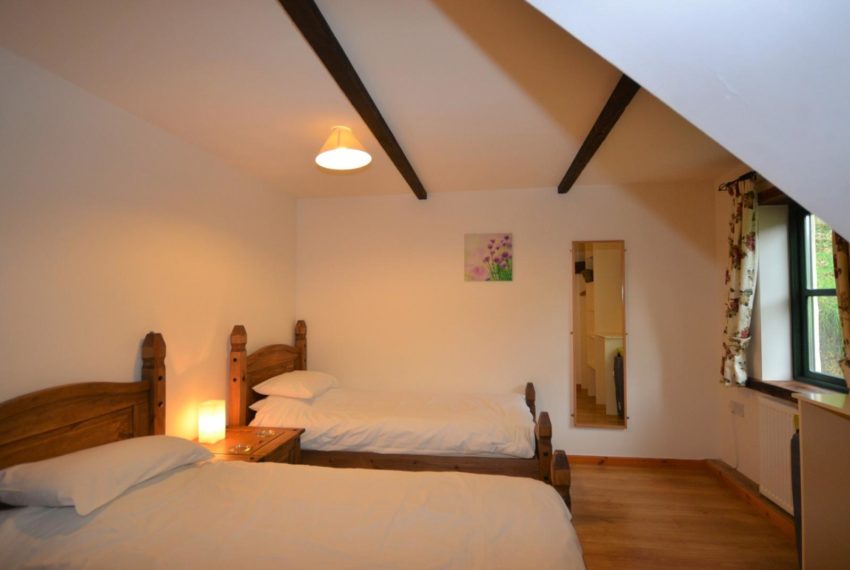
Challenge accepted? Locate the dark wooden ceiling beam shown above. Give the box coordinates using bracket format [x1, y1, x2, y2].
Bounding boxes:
[558, 74, 640, 194]
[279, 0, 427, 200]
[757, 185, 793, 206]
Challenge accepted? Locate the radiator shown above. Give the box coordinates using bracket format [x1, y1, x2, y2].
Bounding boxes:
[758, 395, 797, 514]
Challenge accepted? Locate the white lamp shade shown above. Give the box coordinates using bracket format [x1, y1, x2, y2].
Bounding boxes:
[315, 126, 372, 170]
[198, 400, 226, 444]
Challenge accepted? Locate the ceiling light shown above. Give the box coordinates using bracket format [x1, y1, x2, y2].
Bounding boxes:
[315, 126, 372, 171]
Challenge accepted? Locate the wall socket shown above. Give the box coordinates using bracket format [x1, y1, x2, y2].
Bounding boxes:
[729, 400, 746, 417]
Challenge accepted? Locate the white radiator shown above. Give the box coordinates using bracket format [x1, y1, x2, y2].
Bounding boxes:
[757, 395, 797, 514]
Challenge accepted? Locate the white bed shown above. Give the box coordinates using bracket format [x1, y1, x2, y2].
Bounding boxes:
[250, 387, 536, 458]
[0, 330, 581, 569]
[1, 459, 584, 570]
[230, 323, 558, 482]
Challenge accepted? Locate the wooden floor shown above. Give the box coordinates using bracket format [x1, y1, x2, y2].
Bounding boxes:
[570, 463, 798, 569]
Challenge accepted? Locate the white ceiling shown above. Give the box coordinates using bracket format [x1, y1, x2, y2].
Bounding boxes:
[528, 0, 850, 240]
[0, 0, 740, 198]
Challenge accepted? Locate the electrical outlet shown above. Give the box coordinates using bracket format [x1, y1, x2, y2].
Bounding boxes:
[729, 401, 745, 418]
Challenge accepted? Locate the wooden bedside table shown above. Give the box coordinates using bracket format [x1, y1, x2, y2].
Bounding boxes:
[200, 426, 304, 463]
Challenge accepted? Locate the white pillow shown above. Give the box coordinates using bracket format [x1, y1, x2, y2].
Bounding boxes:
[250, 398, 270, 411]
[0, 435, 211, 515]
[253, 370, 338, 399]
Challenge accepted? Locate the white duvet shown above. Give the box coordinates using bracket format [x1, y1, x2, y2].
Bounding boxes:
[0, 461, 585, 570]
[250, 388, 536, 458]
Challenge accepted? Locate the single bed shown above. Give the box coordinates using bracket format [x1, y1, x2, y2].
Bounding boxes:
[0, 331, 584, 569]
[229, 321, 560, 484]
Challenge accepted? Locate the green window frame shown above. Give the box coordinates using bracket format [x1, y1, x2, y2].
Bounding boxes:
[788, 203, 848, 392]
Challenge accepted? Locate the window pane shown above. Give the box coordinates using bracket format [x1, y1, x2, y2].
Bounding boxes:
[807, 295, 843, 378]
[809, 215, 836, 289]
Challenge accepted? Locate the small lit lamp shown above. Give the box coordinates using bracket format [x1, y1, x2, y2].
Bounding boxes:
[198, 400, 226, 444]
[315, 126, 372, 170]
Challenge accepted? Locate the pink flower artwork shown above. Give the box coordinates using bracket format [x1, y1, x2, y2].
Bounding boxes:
[465, 233, 513, 281]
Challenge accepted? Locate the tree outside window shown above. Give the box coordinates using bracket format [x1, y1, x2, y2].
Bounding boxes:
[790, 205, 847, 392]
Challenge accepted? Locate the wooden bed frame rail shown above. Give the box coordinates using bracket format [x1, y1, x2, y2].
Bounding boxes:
[551, 450, 572, 509]
[228, 324, 305, 426]
[228, 321, 570, 504]
[0, 332, 166, 470]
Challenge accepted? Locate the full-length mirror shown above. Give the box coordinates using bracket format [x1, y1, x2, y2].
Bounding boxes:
[572, 241, 626, 428]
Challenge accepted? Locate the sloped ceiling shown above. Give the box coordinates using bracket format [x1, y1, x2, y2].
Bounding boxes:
[527, 0, 850, 238]
[0, 0, 739, 197]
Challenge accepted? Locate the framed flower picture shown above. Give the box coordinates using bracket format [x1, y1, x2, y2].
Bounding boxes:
[465, 233, 513, 281]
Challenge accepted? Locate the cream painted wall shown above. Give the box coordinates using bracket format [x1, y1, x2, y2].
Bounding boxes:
[0, 49, 296, 438]
[297, 183, 721, 458]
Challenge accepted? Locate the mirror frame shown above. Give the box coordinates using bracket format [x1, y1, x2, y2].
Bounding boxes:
[571, 240, 627, 429]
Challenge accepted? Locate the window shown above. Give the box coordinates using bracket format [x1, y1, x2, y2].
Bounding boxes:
[789, 204, 848, 392]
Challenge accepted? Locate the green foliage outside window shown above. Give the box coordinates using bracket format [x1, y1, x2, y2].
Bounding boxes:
[810, 216, 842, 378]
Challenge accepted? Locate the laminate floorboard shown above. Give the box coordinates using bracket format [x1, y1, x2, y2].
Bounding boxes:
[570, 464, 798, 569]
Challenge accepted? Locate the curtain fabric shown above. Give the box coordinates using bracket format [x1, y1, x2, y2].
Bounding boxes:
[834, 232, 850, 384]
[719, 177, 758, 386]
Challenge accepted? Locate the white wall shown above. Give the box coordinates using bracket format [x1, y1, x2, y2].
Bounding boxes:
[0, 49, 297, 438]
[527, 0, 850, 241]
[750, 206, 793, 381]
[297, 183, 721, 458]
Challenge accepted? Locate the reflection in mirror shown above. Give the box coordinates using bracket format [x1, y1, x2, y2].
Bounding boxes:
[572, 241, 626, 428]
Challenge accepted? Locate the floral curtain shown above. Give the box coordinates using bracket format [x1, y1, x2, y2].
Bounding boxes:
[834, 232, 850, 384]
[719, 176, 758, 386]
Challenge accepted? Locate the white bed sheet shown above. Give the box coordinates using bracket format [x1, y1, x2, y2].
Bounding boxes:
[250, 388, 536, 458]
[0, 461, 585, 570]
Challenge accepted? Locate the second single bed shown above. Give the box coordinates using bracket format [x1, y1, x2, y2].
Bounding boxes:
[229, 321, 559, 485]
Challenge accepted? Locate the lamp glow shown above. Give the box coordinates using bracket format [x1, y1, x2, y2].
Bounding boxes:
[315, 126, 372, 171]
[198, 400, 226, 444]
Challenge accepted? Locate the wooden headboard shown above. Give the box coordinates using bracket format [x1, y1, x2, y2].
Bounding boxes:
[0, 332, 166, 470]
[228, 321, 306, 426]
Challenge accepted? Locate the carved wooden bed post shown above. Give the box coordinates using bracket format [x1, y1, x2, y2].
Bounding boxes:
[550, 450, 572, 509]
[536, 411, 553, 483]
[294, 320, 307, 370]
[229, 325, 248, 426]
[524, 382, 536, 418]
[142, 332, 166, 435]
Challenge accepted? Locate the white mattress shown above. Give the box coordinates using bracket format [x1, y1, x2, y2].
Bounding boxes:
[250, 388, 536, 458]
[0, 461, 585, 570]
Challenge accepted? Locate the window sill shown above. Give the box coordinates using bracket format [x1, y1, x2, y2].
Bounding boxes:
[745, 377, 843, 404]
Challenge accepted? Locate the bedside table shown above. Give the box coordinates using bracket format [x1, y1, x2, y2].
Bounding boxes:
[200, 426, 304, 463]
